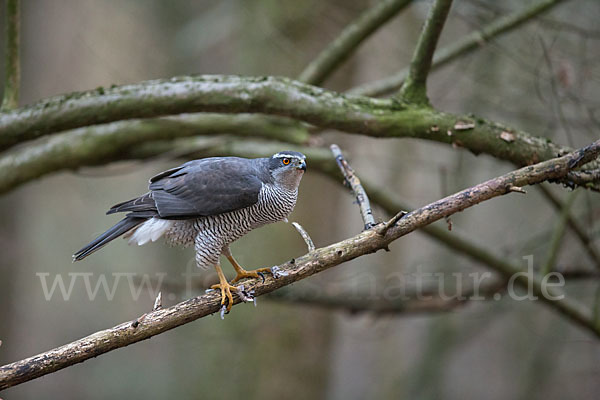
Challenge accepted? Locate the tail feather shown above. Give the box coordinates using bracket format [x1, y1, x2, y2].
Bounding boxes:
[73, 217, 147, 261]
[106, 193, 156, 215]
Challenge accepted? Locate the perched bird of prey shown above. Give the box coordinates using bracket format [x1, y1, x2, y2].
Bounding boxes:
[73, 151, 307, 312]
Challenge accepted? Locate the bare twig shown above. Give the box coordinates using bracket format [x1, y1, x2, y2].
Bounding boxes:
[444, 215, 452, 230]
[298, 0, 412, 85]
[378, 210, 408, 235]
[1, 0, 20, 111]
[153, 292, 163, 311]
[292, 222, 315, 252]
[397, 0, 454, 103]
[130, 315, 146, 329]
[131, 292, 163, 328]
[330, 144, 376, 229]
[350, 0, 568, 97]
[509, 185, 527, 194]
[1, 139, 599, 391]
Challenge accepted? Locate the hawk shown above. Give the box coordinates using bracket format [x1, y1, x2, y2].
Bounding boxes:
[73, 151, 307, 312]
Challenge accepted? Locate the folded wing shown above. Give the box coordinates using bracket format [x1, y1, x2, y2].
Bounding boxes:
[107, 157, 263, 219]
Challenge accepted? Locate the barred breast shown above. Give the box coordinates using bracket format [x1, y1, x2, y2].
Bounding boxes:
[166, 183, 298, 269]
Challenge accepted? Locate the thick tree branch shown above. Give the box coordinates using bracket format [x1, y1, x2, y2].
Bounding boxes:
[1, 140, 599, 390]
[0, 75, 598, 191]
[349, 0, 568, 97]
[397, 0, 454, 104]
[0, 74, 393, 150]
[0, 113, 308, 194]
[1, 0, 20, 111]
[298, 0, 412, 85]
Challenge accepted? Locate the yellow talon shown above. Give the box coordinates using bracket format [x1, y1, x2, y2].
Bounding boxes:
[212, 263, 237, 312]
[230, 269, 262, 283]
[225, 250, 271, 283]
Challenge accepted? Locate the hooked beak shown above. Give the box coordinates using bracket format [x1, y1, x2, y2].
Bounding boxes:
[298, 160, 307, 171]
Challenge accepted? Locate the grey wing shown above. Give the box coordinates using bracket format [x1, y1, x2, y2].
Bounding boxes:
[147, 157, 263, 218]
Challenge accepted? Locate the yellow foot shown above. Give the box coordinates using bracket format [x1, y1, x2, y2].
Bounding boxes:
[230, 267, 272, 283]
[224, 247, 284, 284]
[210, 281, 237, 313]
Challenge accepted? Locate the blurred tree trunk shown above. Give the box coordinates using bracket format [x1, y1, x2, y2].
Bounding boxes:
[0, 199, 17, 365]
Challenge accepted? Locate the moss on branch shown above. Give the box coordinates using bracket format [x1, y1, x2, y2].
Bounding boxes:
[397, 0, 454, 104]
[0, 74, 595, 192]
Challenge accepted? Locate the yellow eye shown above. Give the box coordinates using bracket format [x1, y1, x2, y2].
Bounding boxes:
[282, 158, 291, 165]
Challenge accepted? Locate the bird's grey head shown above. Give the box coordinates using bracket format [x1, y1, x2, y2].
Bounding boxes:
[267, 151, 307, 189]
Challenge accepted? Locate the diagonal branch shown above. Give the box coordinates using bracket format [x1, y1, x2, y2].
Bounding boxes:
[131, 138, 600, 293]
[1, 0, 20, 111]
[1, 140, 599, 390]
[397, 0, 454, 104]
[6, 130, 592, 307]
[349, 0, 568, 97]
[124, 138, 600, 299]
[298, 0, 412, 85]
[134, 137, 600, 282]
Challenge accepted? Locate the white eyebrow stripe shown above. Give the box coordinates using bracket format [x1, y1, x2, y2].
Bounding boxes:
[273, 152, 305, 159]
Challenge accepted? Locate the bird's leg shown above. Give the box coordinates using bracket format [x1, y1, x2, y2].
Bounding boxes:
[227, 253, 264, 283]
[210, 263, 236, 312]
[223, 246, 272, 283]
